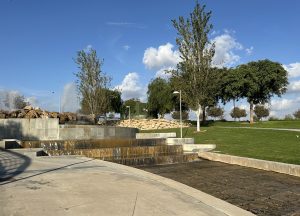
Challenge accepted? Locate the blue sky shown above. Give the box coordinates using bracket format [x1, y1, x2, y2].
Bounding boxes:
[0, 0, 300, 118]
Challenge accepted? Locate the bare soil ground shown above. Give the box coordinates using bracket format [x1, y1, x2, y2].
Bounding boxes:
[139, 160, 300, 216]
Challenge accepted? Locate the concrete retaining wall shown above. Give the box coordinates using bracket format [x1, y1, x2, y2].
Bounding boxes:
[136, 132, 176, 139]
[0, 118, 59, 140]
[198, 152, 300, 177]
[0, 119, 137, 140]
[59, 125, 137, 140]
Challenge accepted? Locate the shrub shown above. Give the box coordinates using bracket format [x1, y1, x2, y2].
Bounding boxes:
[253, 115, 259, 122]
[171, 111, 189, 120]
[269, 116, 280, 121]
[207, 107, 224, 120]
[284, 114, 294, 120]
[230, 107, 247, 121]
[293, 109, 300, 119]
[254, 105, 270, 121]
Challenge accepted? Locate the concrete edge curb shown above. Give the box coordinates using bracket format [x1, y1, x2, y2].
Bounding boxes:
[198, 152, 300, 177]
[96, 158, 255, 216]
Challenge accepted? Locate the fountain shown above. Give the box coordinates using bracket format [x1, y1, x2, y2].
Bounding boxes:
[20, 138, 199, 166]
[0, 118, 199, 166]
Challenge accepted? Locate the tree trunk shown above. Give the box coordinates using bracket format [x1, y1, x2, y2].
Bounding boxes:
[233, 99, 236, 122]
[202, 106, 206, 125]
[249, 101, 254, 124]
[195, 105, 202, 132]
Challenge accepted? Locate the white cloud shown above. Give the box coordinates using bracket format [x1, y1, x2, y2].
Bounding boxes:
[155, 67, 174, 79]
[0, 90, 39, 110]
[26, 96, 38, 107]
[212, 33, 243, 67]
[269, 110, 278, 117]
[0, 90, 19, 110]
[270, 98, 300, 111]
[115, 72, 146, 101]
[210, 30, 220, 36]
[245, 46, 254, 55]
[61, 83, 80, 113]
[143, 43, 180, 70]
[268, 97, 300, 118]
[123, 45, 130, 51]
[239, 104, 249, 111]
[84, 44, 92, 52]
[283, 62, 300, 78]
[288, 80, 300, 93]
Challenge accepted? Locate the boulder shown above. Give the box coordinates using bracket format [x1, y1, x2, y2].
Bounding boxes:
[17, 110, 26, 118]
[24, 110, 39, 118]
[0, 111, 7, 119]
[24, 105, 33, 110]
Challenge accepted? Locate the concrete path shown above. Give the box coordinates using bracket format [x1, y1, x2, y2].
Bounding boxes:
[217, 126, 300, 132]
[0, 149, 253, 216]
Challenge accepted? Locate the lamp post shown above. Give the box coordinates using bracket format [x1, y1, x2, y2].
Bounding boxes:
[173, 90, 182, 138]
[126, 106, 131, 126]
[52, 91, 61, 113]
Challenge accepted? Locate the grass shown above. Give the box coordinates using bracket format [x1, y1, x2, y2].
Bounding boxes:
[211, 120, 300, 129]
[143, 123, 300, 165]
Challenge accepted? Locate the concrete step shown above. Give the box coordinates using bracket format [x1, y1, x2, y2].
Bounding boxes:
[183, 144, 216, 153]
[10, 148, 47, 158]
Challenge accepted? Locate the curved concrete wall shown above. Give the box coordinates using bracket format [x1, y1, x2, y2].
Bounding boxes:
[199, 152, 300, 177]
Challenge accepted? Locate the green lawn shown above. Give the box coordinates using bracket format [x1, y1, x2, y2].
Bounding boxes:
[143, 124, 300, 165]
[211, 120, 300, 129]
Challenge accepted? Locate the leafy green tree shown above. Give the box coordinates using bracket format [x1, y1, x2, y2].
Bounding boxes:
[293, 109, 300, 119]
[237, 59, 288, 124]
[147, 78, 173, 118]
[14, 95, 28, 109]
[79, 88, 119, 115]
[171, 1, 215, 131]
[75, 48, 111, 116]
[201, 67, 225, 123]
[123, 99, 147, 119]
[171, 111, 189, 121]
[220, 68, 245, 108]
[254, 105, 270, 121]
[207, 106, 224, 120]
[3, 93, 29, 110]
[284, 114, 294, 120]
[230, 107, 247, 121]
[108, 89, 122, 113]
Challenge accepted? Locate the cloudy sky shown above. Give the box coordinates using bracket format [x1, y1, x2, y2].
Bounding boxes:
[0, 0, 299, 118]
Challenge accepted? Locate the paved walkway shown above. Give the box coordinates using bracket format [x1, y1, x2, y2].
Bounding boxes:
[0, 148, 253, 216]
[217, 126, 300, 132]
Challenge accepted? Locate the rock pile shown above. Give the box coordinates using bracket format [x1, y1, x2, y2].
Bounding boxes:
[117, 119, 191, 130]
[0, 106, 77, 124]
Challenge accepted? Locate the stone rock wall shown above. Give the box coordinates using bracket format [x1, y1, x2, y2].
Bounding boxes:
[0, 106, 77, 124]
[117, 119, 191, 130]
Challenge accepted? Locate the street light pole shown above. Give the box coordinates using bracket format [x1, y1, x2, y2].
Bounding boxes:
[51, 91, 60, 113]
[173, 90, 182, 138]
[126, 106, 131, 126]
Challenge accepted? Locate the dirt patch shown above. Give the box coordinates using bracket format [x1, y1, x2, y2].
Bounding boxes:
[139, 160, 300, 216]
